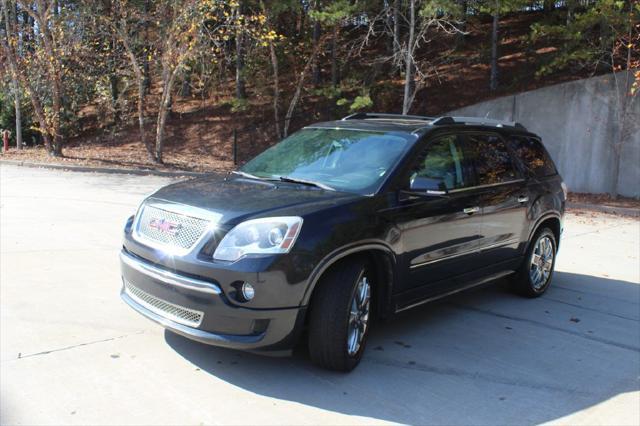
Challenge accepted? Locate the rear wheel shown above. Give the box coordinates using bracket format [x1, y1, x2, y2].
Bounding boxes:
[512, 228, 557, 297]
[308, 259, 372, 372]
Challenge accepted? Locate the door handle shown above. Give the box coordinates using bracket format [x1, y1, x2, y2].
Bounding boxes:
[517, 196, 529, 203]
[463, 206, 480, 215]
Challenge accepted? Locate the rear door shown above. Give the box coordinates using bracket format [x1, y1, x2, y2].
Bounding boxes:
[465, 133, 529, 265]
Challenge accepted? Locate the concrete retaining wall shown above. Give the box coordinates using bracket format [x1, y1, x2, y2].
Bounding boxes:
[446, 72, 640, 198]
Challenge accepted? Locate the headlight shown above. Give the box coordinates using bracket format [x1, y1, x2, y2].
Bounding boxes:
[213, 217, 303, 262]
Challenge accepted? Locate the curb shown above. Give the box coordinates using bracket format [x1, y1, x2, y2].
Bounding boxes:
[567, 202, 640, 218]
[0, 159, 210, 178]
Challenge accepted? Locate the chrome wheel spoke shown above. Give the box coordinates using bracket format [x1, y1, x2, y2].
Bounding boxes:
[347, 274, 371, 356]
[530, 236, 554, 290]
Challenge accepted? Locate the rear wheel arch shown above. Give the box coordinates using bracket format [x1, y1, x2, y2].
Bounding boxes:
[528, 214, 561, 251]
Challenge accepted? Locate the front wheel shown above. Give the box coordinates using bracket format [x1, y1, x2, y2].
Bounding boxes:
[308, 259, 372, 372]
[511, 228, 557, 297]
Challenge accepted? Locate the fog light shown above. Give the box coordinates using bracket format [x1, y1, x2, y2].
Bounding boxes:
[241, 282, 255, 301]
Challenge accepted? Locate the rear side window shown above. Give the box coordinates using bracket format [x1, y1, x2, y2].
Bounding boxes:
[511, 137, 557, 177]
[465, 134, 518, 185]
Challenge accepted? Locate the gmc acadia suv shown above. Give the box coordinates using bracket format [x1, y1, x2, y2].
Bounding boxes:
[120, 113, 566, 371]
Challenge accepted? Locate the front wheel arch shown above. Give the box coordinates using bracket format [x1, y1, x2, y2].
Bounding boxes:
[302, 245, 396, 320]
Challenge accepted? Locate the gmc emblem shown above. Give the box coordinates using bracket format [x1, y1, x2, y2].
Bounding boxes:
[149, 218, 182, 236]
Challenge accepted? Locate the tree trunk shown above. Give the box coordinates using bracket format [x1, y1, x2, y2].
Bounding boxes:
[181, 72, 191, 97]
[137, 77, 154, 161]
[402, 0, 415, 114]
[235, 26, 246, 99]
[260, 0, 281, 139]
[2, 0, 22, 149]
[393, 0, 400, 61]
[284, 40, 324, 137]
[142, 0, 151, 94]
[269, 41, 281, 139]
[311, 18, 321, 86]
[16, 69, 52, 152]
[29, 6, 63, 155]
[109, 73, 120, 124]
[490, 1, 499, 92]
[566, 0, 576, 25]
[155, 67, 179, 164]
[385, 3, 393, 54]
[456, 0, 468, 47]
[119, 28, 155, 162]
[12, 78, 22, 149]
[331, 25, 339, 88]
[46, 64, 63, 155]
[29, 93, 52, 152]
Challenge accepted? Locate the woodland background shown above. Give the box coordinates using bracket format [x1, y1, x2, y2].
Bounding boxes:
[0, 0, 638, 189]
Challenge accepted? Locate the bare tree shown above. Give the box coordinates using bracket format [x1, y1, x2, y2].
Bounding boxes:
[283, 35, 328, 137]
[105, 1, 156, 162]
[402, 0, 416, 114]
[354, 1, 464, 114]
[18, 0, 65, 155]
[259, 0, 281, 139]
[1, 0, 22, 149]
[608, 15, 639, 198]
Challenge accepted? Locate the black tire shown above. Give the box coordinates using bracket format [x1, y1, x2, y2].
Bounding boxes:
[511, 228, 557, 297]
[308, 258, 372, 372]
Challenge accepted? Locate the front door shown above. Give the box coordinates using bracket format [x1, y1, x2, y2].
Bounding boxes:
[393, 133, 484, 302]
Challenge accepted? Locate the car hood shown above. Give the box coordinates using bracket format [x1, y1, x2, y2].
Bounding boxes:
[148, 174, 360, 225]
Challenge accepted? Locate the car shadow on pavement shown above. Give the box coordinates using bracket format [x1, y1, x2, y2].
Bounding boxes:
[165, 271, 640, 424]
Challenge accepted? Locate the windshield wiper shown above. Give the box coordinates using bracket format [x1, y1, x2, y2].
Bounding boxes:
[277, 176, 335, 191]
[231, 170, 264, 180]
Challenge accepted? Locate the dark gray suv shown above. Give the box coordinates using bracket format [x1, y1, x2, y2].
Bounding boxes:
[120, 113, 566, 371]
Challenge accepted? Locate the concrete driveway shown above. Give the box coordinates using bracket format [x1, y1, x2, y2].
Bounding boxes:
[1, 165, 639, 425]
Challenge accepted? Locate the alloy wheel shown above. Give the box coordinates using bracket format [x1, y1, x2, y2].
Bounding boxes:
[530, 235, 554, 290]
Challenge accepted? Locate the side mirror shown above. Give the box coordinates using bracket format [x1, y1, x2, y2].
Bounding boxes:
[407, 176, 449, 196]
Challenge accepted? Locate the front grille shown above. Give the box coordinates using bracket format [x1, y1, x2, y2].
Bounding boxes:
[124, 280, 204, 327]
[136, 204, 210, 250]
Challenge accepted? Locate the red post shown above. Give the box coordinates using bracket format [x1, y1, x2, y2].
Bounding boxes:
[2, 130, 10, 153]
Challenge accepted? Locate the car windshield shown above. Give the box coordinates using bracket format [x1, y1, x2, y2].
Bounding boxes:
[240, 128, 413, 194]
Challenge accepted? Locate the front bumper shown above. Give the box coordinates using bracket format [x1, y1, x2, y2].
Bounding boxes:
[120, 250, 306, 353]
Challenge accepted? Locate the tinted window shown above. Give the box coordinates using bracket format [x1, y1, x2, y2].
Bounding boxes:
[466, 134, 518, 185]
[412, 135, 468, 190]
[241, 128, 412, 194]
[511, 137, 557, 177]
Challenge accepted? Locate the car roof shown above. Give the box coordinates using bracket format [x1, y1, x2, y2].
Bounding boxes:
[305, 113, 530, 136]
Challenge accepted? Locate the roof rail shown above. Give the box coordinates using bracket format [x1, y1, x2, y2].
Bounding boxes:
[432, 116, 527, 130]
[341, 112, 435, 121]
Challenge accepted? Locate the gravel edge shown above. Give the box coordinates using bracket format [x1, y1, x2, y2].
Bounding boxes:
[0, 159, 209, 177]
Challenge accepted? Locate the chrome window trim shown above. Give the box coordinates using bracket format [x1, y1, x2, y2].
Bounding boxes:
[120, 250, 221, 295]
[131, 199, 222, 256]
[410, 237, 521, 269]
[447, 178, 525, 194]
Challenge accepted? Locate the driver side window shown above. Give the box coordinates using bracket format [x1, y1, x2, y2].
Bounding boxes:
[413, 135, 467, 190]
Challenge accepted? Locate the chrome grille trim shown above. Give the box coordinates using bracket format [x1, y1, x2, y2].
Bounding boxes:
[120, 251, 221, 294]
[124, 280, 204, 327]
[136, 204, 210, 250]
